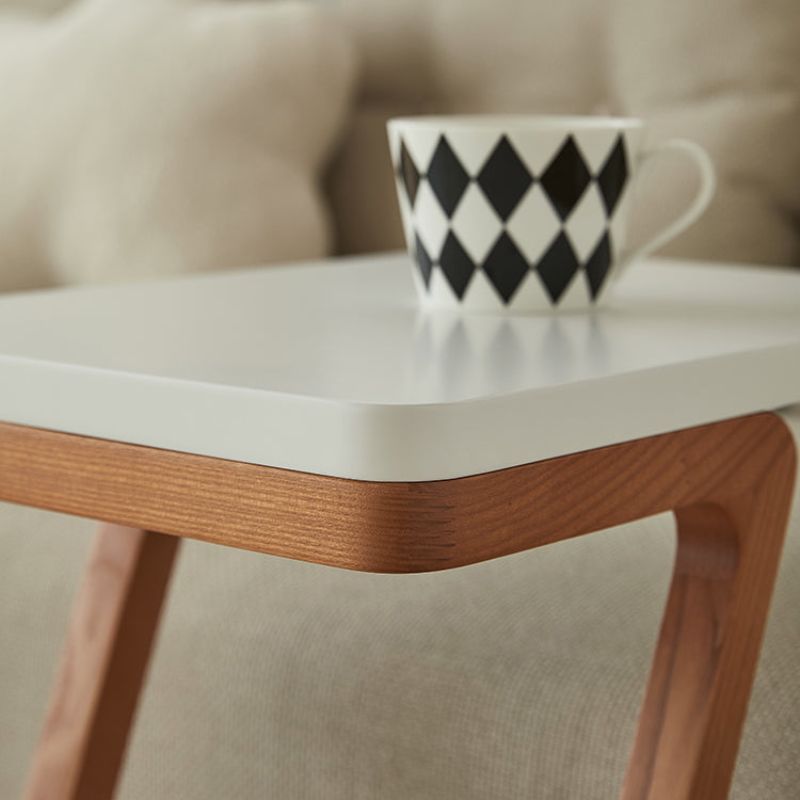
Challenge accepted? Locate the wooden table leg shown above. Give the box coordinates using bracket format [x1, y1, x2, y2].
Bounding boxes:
[23, 524, 180, 800]
[622, 447, 796, 798]
[1, 415, 794, 800]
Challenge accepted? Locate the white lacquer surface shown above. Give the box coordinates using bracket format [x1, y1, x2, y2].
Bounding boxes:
[0, 253, 799, 480]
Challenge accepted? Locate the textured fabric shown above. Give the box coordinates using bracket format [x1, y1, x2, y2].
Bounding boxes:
[0, 0, 68, 12]
[609, 0, 800, 267]
[0, 0, 356, 290]
[326, 0, 800, 268]
[0, 409, 798, 800]
[6, 0, 798, 270]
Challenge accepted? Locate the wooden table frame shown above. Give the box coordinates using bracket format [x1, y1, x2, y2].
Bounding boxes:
[1, 412, 795, 800]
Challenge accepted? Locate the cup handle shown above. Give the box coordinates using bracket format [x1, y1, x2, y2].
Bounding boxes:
[616, 139, 716, 278]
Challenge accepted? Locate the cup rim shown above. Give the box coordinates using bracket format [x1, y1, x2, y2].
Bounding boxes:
[388, 114, 644, 131]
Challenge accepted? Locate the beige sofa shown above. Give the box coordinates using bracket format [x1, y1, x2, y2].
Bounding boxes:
[1, 1, 799, 798]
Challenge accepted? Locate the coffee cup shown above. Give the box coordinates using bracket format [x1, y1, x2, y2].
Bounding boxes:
[388, 115, 715, 312]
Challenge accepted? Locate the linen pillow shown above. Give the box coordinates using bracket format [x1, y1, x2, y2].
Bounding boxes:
[609, 0, 800, 266]
[0, 0, 356, 291]
[326, 0, 800, 268]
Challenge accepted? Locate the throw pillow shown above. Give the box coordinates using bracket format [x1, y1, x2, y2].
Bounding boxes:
[610, 0, 800, 266]
[0, 0, 356, 290]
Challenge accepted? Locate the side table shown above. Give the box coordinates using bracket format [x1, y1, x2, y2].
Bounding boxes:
[1, 254, 798, 800]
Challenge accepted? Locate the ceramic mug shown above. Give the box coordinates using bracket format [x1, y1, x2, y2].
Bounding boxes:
[387, 115, 715, 312]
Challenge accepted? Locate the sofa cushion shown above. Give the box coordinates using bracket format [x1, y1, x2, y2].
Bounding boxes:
[610, 0, 800, 267]
[0, 0, 356, 291]
[327, 0, 800, 268]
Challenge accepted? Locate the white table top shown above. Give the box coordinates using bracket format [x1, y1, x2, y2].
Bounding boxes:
[1, 253, 799, 481]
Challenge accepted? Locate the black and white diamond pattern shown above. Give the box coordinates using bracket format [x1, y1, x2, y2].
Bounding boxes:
[483, 232, 530, 303]
[427, 136, 471, 217]
[477, 136, 533, 221]
[539, 136, 592, 222]
[393, 127, 631, 308]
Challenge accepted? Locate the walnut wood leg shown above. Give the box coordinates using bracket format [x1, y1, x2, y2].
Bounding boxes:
[23, 524, 179, 800]
[622, 449, 796, 798]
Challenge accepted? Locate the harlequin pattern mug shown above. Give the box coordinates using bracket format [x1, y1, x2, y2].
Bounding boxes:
[388, 115, 715, 312]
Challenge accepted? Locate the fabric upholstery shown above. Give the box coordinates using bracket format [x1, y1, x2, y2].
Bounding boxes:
[609, 0, 800, 266]
[1, 406, 798, 800]
[0, 0, 355, 291]
[4, 0, 798, 269]
[326, 0, 800, 268]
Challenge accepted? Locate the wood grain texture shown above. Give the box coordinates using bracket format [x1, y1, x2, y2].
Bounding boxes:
[23, 525, 179, 800]
[1, 412, 796, 800]
[0, 415, 793, 574]
[622, 453, 796, 798]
